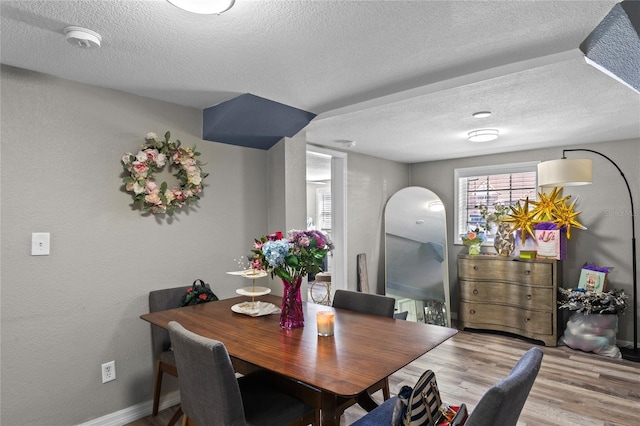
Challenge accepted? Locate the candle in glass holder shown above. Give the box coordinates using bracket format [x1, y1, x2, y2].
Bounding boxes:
[316, 311, 334, 336]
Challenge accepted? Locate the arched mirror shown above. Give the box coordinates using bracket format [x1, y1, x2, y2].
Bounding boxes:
[385, 187, 451, 326]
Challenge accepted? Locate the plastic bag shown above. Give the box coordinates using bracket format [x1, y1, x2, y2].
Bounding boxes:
[558, 312, 621, 358]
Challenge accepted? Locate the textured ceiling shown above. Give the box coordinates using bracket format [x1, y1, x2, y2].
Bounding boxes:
[1, 0, 639, 163]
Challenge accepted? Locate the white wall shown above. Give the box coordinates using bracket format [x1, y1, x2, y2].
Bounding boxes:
[0, 65, 269, 425]
[265, 135, 308, 295]
[410, 139, 640, 345]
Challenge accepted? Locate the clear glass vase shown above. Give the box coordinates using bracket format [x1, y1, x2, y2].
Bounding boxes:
[280, 276, 304, 329]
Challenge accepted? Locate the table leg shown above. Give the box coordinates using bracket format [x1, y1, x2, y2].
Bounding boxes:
[321, 391, 339, 426]
[355, 390, 379, 412]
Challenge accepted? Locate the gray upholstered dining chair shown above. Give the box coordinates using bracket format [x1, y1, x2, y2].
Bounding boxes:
[350, 346, 544, 426]
[149, 286, 191, 425]
[331, 290, 397, 414]
[332, 289, 396, 318]
[167, 321, 320, 426]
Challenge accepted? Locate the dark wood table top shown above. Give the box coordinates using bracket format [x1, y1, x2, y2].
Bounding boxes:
[141, 294, 457, 397]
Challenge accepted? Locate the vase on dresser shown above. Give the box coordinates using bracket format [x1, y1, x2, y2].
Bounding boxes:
[468, 243, 482, 255]
[493, 222, 515, 256]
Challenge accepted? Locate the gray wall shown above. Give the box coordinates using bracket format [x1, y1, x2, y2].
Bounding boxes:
[5, 63, 634, 426]
[344, 153, 410, 294]
[0, 66, 270, 425]
[410, 139, 640, 345]
[0, 65, 409, 425]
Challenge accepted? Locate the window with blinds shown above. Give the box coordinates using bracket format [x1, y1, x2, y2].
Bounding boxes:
[315, 187, 332, 235]
[454, 162, 539, 244]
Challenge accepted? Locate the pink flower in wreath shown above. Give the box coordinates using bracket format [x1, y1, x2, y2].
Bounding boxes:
[144, 148, 159, 163]
[145, 180, 159, 193]
[132, 162, 148, 177]
[173, 189, 187, 201]
[145, 192, 161, 205]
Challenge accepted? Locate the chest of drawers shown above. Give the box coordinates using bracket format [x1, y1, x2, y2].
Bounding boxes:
[457, 255, 561, 346]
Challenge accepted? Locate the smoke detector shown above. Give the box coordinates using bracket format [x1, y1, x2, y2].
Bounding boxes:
[64, 26, 102, 48]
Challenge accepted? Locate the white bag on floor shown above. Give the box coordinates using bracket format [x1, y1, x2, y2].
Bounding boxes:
[559, 312, 621, 358]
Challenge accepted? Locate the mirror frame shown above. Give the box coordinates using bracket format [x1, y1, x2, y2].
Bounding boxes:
[384, 186, 451, 326]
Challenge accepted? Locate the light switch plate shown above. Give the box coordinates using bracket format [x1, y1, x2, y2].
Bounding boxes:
[31, 232, 50, 256]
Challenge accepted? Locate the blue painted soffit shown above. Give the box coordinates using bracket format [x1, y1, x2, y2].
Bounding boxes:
[202, 93, 317, 150]
[579, 0, 640, 93]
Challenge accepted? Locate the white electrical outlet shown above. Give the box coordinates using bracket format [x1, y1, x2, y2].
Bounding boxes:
[101, 360, 116, 383]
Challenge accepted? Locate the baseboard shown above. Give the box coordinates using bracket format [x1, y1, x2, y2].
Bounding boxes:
[77, 391, 180, 426]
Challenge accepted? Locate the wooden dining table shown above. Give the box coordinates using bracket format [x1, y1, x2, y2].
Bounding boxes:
[141, 294, 457, 426]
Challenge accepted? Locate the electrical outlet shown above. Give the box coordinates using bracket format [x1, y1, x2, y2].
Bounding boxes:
[101, 361, 116, 383]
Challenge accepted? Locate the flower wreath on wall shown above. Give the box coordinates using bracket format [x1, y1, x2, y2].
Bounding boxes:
[121, 131, 208, 216]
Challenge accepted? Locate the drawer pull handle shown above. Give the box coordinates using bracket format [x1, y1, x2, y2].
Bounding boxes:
[526, 294, 532, 300]
[523, 270, 531, 275]
[473, 289, 479, 295]
[473, 266, 479, 271]
[470, 309, 476, 315]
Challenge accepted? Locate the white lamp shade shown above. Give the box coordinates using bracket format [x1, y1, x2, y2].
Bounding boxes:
[537, 158, 593, 187]
[167, 0, 235, 14]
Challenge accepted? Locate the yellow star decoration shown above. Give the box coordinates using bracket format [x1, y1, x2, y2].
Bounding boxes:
[552, 198, 586, 239]
[529, 187, 570, 221]
[502, 197, 539, 244]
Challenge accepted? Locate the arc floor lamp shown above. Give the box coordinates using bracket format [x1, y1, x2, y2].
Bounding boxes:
[538, 149, 638, 362]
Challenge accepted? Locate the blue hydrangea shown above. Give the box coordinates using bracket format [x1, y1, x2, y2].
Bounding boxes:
[262, 239, 290, 268]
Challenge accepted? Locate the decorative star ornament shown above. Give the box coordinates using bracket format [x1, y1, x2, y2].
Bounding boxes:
[502, 197, 539, 244]
[529, 187, 570, 222]
[552, 198, 586, 239]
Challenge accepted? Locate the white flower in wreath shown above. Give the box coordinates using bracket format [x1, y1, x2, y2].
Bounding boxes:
[122, 131, 208, 216]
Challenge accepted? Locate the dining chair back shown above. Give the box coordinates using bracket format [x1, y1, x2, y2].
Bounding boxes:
[464, 346, 543, 426]
[148, 286, 191, 424]
[332, 289, 395, 318]
[350, 347, 544, 426]
[168, 321, 319, 426]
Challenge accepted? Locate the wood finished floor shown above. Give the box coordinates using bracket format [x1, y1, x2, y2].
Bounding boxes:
[126, 330, 640, 426]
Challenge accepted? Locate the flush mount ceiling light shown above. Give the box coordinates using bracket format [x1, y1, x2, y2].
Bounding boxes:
[472, 111, 492, 118]
[467, 129, 499, 143]
[63, 26, 101, 48]
[167, 0, 235, 14]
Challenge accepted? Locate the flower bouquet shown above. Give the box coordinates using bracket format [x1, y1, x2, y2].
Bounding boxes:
[461, 230, 486, 255]
[251, 230, 333, 328]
